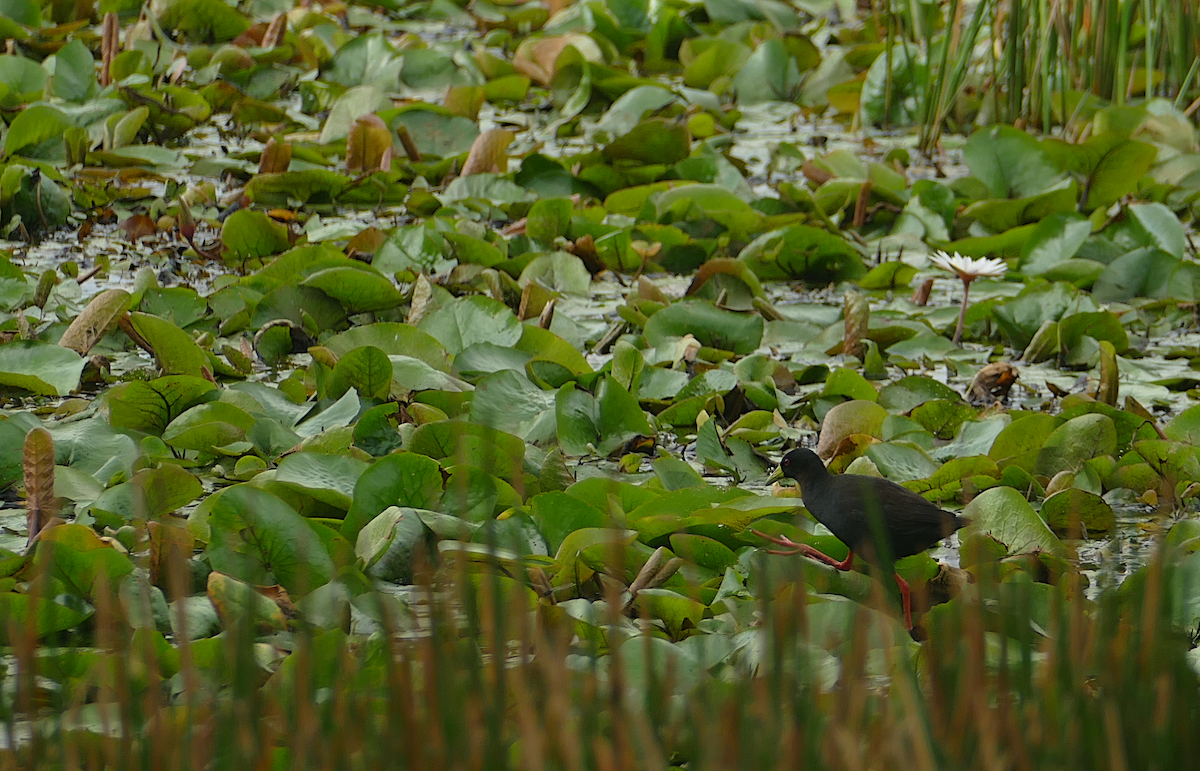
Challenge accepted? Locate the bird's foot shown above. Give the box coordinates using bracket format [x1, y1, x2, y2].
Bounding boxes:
[894, 572, 913, 631]
[750, 530, 853, 570]
[749, 529, 806, 555]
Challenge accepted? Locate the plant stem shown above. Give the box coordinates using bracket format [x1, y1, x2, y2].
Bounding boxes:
[953, 278, 972, 344]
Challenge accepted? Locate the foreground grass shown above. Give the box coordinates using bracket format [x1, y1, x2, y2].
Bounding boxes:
[2, 548, 1198, 771]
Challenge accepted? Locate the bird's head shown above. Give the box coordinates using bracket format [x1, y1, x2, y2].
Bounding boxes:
[767, 448, 827, 486]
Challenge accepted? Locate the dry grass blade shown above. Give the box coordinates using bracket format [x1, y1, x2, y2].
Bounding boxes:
[1096, 339, 1119, 405]
[100, 12, 119, 86]
[261, 13, 287, 48]
[843, 290, 869, 360]
[23, 427, 57, 544]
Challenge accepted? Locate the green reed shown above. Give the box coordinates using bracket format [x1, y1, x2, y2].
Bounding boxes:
[2, 538, 1199, 770]
[892, 0, 1200, 147]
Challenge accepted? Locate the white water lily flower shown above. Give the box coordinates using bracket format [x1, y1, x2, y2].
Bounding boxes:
[927, 251, 1008, 345]
[929, 251, 1007, 281]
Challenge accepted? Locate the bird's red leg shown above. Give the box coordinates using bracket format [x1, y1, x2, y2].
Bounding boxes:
[750, 530, 854, 570]
[893, 572, 912, 630]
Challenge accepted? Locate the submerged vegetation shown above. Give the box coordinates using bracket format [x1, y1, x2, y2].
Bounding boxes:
[1, 0, 1200, 766]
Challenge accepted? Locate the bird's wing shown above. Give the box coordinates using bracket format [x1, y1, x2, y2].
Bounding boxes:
[846, 477, 959, 547]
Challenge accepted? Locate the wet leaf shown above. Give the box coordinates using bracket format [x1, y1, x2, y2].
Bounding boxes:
[740, 225, 866, 282]
[207, 485, 333, 596]
[59, 289, 131, 355]
[961, 486, 1066, 561]
[643, 300, 763, 354]
[0, 341, 84, 396]
[1041, 488, 1114, 536]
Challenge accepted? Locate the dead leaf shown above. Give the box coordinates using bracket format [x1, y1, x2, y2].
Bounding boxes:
[59, 288, 132, 355]
[148, 520, 195, 588]
[460, 128, 514, 177]
[262, 13, 287, 48]
[346, 113, 393, 173]
[843, 290, 868, 359]
[259, 137, 292, 174]
[100, 12, 119, 86]
[911, 277, 933, 306]
[513, 35, 603, 86]
[120, 214, 157, 242]
[408, 274, 434, 325]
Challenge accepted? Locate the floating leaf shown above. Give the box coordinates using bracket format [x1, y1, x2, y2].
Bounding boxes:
[356, 506, 429, 584]
[1041, 488, 1114, 536]
[961, 486, 1066, 561]
[207, 485, 333, 596]
[739, 225, 866, 282]
[0, 342, 84, 396]
[643, 300, 764, 354]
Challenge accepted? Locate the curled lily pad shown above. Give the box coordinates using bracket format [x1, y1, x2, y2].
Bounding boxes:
[739, 225, 866, 282]
[207, 485, 333, 596]
[1040, 488, 1115, 536]
[961, 486, 1066, 563]
[816, 400, 887, 458]
[356, 507, 431, 584]
[643, 299, 763, 354]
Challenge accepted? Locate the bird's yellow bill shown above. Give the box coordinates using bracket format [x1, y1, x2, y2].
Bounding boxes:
[766, 465, 784, 484]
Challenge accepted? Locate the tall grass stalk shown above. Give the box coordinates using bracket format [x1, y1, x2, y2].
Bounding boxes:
[2, 544, 1200, 770]
[909, 0, 1200, 142]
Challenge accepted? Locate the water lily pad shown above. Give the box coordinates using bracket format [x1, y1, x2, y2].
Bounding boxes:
[1035, 414, 1117, 476]
[739, 225, 866, 282]
[418, 295, 523, 355]
[274, 452, 370, 510]
[302, 266, 404, 313]
[1040, 488, 1114, 536]
[961, 486, 1066, 562]
[643, 299, 763, 354]
[163, 402, 258, 453]
[0, 341, 84, 396]
[207, 485, 333, 596]
[816, 400, 887, 458]
[556, 377, 654, 456]
[88, 465, 203, 524]
[356, 506, 430, 584]
[342, 451, 444, 538]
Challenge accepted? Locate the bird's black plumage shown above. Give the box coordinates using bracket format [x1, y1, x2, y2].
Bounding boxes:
[756, 447, 969, 630]
[777, 448, 967, 568]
